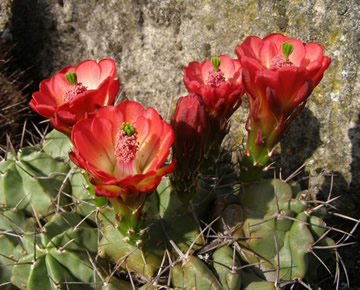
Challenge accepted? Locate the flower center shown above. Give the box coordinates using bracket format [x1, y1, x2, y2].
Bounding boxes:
[62, 72, 87, 102]
[62, 83, 87, 102]
[206, 70, 226, 87]
[114, 122, 139, 163]
[270, 54, 294, 68]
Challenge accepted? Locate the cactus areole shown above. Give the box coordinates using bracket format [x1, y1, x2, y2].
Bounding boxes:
[30, 59, 120, 136]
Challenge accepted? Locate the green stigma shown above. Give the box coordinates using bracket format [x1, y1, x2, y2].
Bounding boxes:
[121, 122, 136, 137]
[282, 42, 294, 61]
[211, 57, 221, 72]
[65, 72, 78, 85]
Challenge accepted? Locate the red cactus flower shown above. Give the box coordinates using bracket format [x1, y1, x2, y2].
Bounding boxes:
[235, 33, 331, 170]
[30, 58, 120, 136]
[183, 55, 245, 121]
[171, 93, 210, 182]
[69, 101, 175, 200]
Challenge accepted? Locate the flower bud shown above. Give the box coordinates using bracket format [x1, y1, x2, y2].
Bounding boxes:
[171, 93, 210, 180]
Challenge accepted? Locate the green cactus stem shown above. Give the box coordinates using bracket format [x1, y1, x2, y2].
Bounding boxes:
[0, 210, 35, 288]
[240, 271, 276, 290]
[69, 168, 105, 219]
[98, 207, 164, 280]
[9, 212, 101, 289]
[101, 277, 134, 290]
[0, 145, 71, 218]
[239, 150, 272, 183]
[171, 255, 222, 289]
[108, 192, 148, 246]
[216, 178, 336, 286]
[156, 176, 206, 253]
[42, 129, 72, 161]
[212, 246, 242, 289]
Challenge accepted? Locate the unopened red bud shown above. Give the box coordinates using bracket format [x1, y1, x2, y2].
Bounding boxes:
[171, 93, 210, 176]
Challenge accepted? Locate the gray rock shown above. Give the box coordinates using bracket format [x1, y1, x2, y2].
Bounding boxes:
[0, 0, 13, 34]
[8, 0, 360, 206]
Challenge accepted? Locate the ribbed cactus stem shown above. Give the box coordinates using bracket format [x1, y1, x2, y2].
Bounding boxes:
[109, 192, 148, 246]
[242, 106, 286, 182]
[239, 146, 275, 182]
[239, 154, 266, 182]
[171, 171, 199, 205]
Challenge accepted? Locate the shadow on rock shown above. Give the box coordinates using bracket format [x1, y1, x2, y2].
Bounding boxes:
[277, 108, 322, 180]
[4, 0, 58, 146]
[319, 114, 360, 220]
[316, 114, 360, 289]
[10, 0, 56, 85]
[348, 113, 360, 219]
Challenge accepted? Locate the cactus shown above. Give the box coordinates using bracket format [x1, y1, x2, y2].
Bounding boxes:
[97, 175, 206, 281]
[0, 144, 71, 218]
[10, 212, 99, 289]
[216, 178, 338, 287]
[0, 131, 133, 289]
[0, 131, 348, 289]
[171, 255, 223, 289]
[0, 209, 34, 288]
[97, 206, 165, 280]
[1, 128, 349, 289]
[0, 207, 131, 289]
[212, 246, 242, 289]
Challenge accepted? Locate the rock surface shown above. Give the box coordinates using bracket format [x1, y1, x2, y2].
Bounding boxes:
[0, 0, 13, 33]
[3, 0, 360, 209]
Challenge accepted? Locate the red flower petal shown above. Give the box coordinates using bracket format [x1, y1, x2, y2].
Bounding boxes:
[75, 60, 102, 89]
[259, 38, 278, 68]
[71, 117, 116, 177]
[30, 58, 120, 136]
